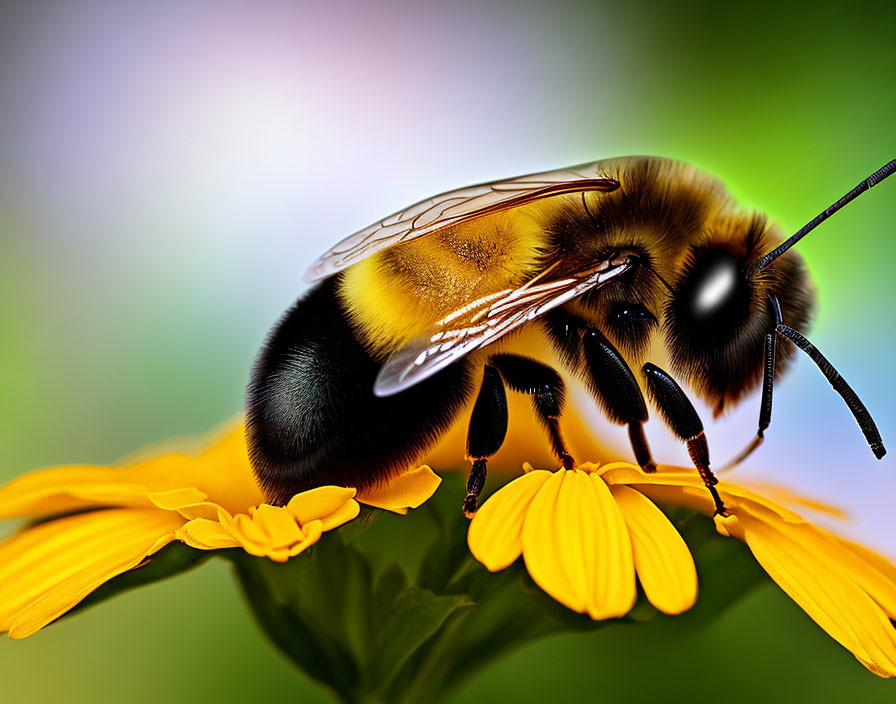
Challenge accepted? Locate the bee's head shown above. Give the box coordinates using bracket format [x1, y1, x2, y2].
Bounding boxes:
[663, 213, 816, 416]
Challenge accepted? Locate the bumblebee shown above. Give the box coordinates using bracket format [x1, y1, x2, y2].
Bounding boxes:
[246, 156, 891, 515]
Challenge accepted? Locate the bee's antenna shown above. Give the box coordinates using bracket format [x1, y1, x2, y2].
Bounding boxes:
[755, 159, 896, 271]
[776, 324, 886, 459]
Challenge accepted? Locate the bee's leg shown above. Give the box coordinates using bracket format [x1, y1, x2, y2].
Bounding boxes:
[721, 295, 780, 470]
[581, 328, 657, 473]
[488, 353, 575, 469]
[464, 364, 509, 517]
[642, 362, 727, 516]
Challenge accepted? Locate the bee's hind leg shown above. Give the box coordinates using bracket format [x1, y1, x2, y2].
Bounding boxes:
[464, 365, 509, 517]
[488, 353, 575, 470]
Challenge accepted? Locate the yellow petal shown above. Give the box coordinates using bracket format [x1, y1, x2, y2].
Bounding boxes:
[818, 537, 896, 624]
[611, 485, 697, 615]
[739, 481, 846, 519]
[0, 469, 158, 519]
[284, 519, 324, 561]
[0, 509, 184, 637]
[212, 510, 265, 557]
[177, 491, 356, 558]
[318, 499, 360, 531]
[252, 504, 306, 546]
[356, 465, 442, 514]
[833, 537, 896, 617]
[286, 486, 357, 525]
[147, 533, 176, 555]
[176, 518, 241, 550]
[228, 512, 270, 550]
[585, 458, 896, 675]
[468, 470, 552, 571]
[586, 472, 637, 618]
[521, 471, 581, 610]
[250, 519, 325, 563]
[172, 502, 223, 521]
[749, 519, 896, 622]
[713, 513, 744, 540]
[147, 488, 223, 521]
[521, 470, 635, 619]
[740, 512, 896, 677]
[713, 492, 896, 624]
[558, 471, 595, 613]
[0, 424, 265, 521]
[9, 537, 177, 640]
[147, 487, 208, 510]
[598, 463, 810, 525]
[265, 546, 292, 562]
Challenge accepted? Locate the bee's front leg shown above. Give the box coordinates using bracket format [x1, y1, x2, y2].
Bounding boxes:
[642, 363, 728, 516]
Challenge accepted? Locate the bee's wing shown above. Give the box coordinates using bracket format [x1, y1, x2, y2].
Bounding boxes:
[303, 162, 619, 282]
[373, 256, 635, 396]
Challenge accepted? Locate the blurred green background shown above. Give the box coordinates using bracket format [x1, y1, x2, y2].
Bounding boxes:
[1, 0, 894, 700]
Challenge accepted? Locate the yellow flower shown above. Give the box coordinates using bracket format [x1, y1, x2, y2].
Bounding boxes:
[578, 462, 896, 678]
[468, 463, 698, 618]
[470, 459, 896, 677]
[0, 423, 441, 639]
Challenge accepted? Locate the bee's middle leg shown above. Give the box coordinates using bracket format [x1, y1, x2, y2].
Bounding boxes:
[488, 353, 575, 470]
[464, 354, 579, 516]
[543, 310, 658, 473]
[580, 328, 658, 473]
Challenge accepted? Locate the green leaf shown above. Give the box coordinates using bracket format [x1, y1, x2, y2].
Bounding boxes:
[385, 563, 584, 703]
[233, 556, 359, 702]
[228, 532, 374, 702]
[372, 562, 409, 631]
[416, 510, 472, 593]
[368, 587, 472, 693]
[350, 503, 441, 579]
[234, 532, 372, 667]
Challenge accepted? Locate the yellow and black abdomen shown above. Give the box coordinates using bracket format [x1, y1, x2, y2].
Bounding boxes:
[246, 210, 553, 505]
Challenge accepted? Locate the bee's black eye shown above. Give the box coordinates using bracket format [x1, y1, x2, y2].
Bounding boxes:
[672, 248, 750, 334]
[663, 243, 761, 411]
[662, 221, 815, 416]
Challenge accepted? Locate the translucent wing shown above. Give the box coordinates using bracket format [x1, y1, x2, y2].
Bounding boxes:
[373, 254, 636, 396]
[304, 161, 619, 282]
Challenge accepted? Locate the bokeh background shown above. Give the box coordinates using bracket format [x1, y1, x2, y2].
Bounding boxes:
[1, 0, 894, 700]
